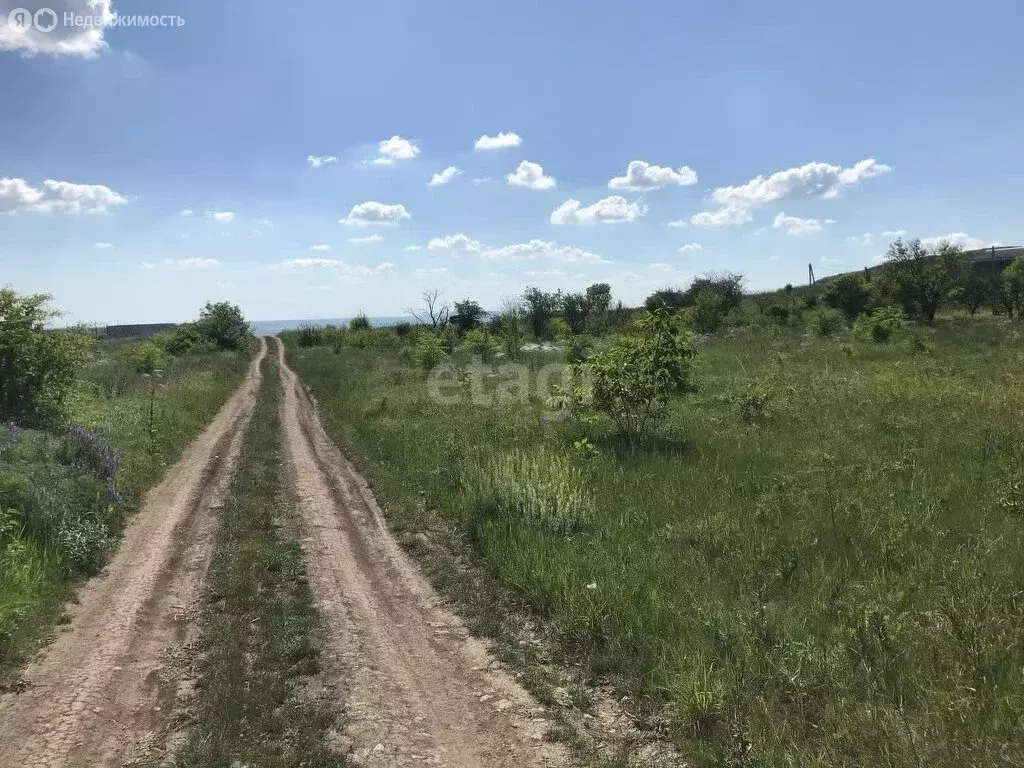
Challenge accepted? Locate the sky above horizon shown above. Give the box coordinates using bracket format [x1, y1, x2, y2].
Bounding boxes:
[1, 0, 1022, 324]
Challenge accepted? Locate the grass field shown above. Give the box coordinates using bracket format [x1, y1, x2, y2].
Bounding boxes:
[284, 316, 1024, 767]
[173, 350, 346, 768]
[0, 342, 250, 682]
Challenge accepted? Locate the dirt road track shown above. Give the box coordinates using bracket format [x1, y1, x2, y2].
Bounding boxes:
[276, 338, 568, 767]
[0, 337, 266, 768]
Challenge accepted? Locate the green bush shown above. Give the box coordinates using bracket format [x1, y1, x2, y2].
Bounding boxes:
[415, 334, 447, 373]
[461, 328, 494, 361]
[130, 342, 166, 374]
[823, 274, 873, 321]
[811, 307, 846, 337]
[854, 306, 903, 343]
[349, 314, 371, 331]
[0, 289, 93, 426]
[691, 290, 728, 334]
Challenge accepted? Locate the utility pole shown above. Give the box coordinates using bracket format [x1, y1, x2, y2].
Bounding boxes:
[808, 263, 816, 286]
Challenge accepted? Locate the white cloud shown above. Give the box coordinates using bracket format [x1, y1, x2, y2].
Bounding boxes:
[692, 158, 891, 227]
[94, 242, 113, 249]
[506, 161, 556, 191]
[207, 210, 235, 223]
[666, 219, 688, 228]
[340, 201, 410, 226]
[920, 232, 988, 250]
[416, 267, 450, 276]
[678, 243, 703, 252]
[551, 195, 644, 225]
[427, 233, 483, 254]
[472, 177, 492, 185]
[404, 245, 423, 252]
[0, 177, 127, 215]
[483, 239, 608, 264]
[372, 135, 420, 165]
[608, 161, 698, 191]
[648, 263, 674, 273]
[881, 229, 908, 238]
[180, 209, 194, 217]
[0, 1, 114, 56]
[474, 131, 522, 151]
[307, 154, 339, 168]
[376, 262, 395, 272]
[310, 244, 332, 251]
[270, 258, 374, 276]
[165, 258, 219, 270]
[524, 269, 566, 278]
[428, 166, 461, 186]
[773, 213, 832, 236]
[348, 234, 384, 244]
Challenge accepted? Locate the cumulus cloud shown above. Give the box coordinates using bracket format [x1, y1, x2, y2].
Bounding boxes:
[340, 201, 410, 226]
[678, 243, 703, 252]
[920, 232, 989, 250]
[506, 161, 556, 191]
[0, 0, 114, 56]
[428, 166, 461, 186]
[165, 258, 219, 269]
[307, 154, 339, 168]
[692, 158, 891, 227]
[474, 131, 522, 151]
[349, 234, 384, 244]
[206, 210, 235, 223]
[773, 213, 833, 236]
[482, 239, 608, 264]
[372, 135, 420, 165]
[550, 195, 644, 225]
[427, 233, 483, 254]
[376, 262, 394, 272]
[608, 161, 698, 191]
[0, 177, 127, 214]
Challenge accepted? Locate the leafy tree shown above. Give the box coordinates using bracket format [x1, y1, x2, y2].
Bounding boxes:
[522, 287, 561, 339]
[686, 272, 745, 310]
[561, 292, 589, 335]
[956, 269, 991, 315]
[822, 274, 872, 321]
[349, 313, 371, 331]
[585, 283, 612, 315]
[195, 301, 252, 350]
[1003, 256, 1024, 319]
[644, 288, 688, 312]
[451, 299, 487, 334]
[0, 289, 93, 425]
[581, 309, 697, 444]
[691, 290, 728, 333]
[881, 238, 964, 324]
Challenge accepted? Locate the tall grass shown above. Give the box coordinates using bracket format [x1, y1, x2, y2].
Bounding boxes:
[283, 318, 1024, 767]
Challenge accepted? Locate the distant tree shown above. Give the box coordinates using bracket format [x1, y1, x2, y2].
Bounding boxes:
[195, 301, 251, 350]
[691, 291, 728, 333]
[881, 238, 964, 325]
[956, 269, 990, 316]
[1003, 256, 1024, 319]
[349, 313, 371, 331]
[561, 292, 589, 335]
[644, 288, 688, 312]
[585, 283, 612, 316]
[451, 299, 487, 334]
[522, 287, 562, 339]
[497, 299, 527, 360]
[686, 272, 745, 310]
[407, 288, 450, 329]
[0, 289, 93, 425]
[822, 274, 872, 321]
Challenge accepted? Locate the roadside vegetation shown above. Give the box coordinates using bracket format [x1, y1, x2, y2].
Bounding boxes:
[173, 347, 346, 768]
[0, 292, 253, 682]
[282, 240, 1024, 766]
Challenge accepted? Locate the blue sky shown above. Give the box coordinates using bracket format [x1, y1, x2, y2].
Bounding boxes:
[1, 0, 1021, 324]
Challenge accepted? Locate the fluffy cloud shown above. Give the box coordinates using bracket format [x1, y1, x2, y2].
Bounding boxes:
[0, 177, 127, 214]
[166, 258, 219, 269]
[307, 155, 339, 168]
[206, 210, 235, 223]
[551, 195, 644, 225]
[474, 131, 522, 151]
[608, 161, 698, 191]
[482, 239, 607, 264]
[773, 213, 834, 236]
[428, 166, 461, 186]
[270, 258, 374, 276]
[0, 0, 114, 56]
[349, 234, 384, 244]
[506, 161, 556, 191]
[678, 243, 703, 252]
[340, 201, 410, 226]
[404, 245, 423, 252]
[376, 262, 394, 272]
[920, 232, 989, 250]
[373, 135, 420, 165]
[692, 158, 891, 227]
[666, 219, 688, 228]
[427, 233, 483, 253]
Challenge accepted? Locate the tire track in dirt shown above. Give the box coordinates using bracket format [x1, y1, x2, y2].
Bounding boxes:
[276, 337, 569, 767]
[0, 337, 266, 768]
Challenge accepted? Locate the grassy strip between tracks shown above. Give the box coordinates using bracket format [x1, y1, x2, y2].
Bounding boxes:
[171, 348, 347, 768]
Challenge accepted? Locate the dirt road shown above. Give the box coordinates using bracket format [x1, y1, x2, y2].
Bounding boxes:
[276, 338, 568, 767]
[0, 337, 266, 768]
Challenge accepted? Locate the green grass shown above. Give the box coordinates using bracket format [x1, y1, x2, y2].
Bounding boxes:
[0, 343, 250, 684]
[283, 316, 1024, 767]
[171, 349, 346, 768]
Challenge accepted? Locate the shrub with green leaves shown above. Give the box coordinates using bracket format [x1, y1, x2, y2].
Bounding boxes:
[415, 334, 447, 373]
[811, 307, 846, 337]
[581, 309, 697, 443]
[823, 274, 873, 321]
[691, 290, 728, 334]
[461, 328, 494, 361]
[854, 306, 903, 343]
